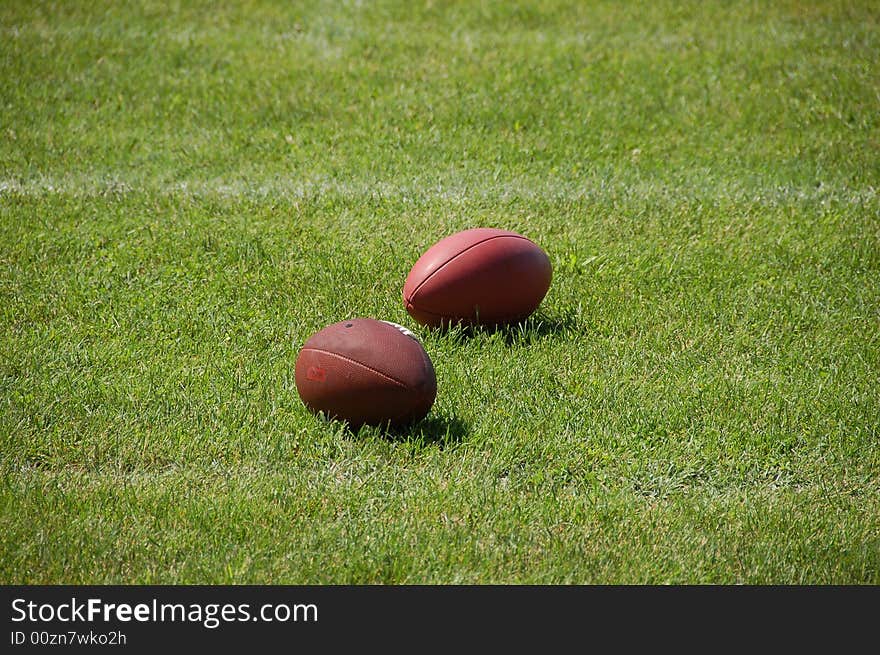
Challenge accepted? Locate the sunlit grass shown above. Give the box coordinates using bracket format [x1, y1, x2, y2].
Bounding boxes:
[1, 0, 878, 583]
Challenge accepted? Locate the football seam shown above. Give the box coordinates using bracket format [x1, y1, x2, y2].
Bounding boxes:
[300, 347, 410, 389]
[405, 233, 533, 304]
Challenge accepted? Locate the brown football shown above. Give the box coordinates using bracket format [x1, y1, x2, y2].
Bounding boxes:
[294, 318, 437, 428]
[403, 228, 552, 327]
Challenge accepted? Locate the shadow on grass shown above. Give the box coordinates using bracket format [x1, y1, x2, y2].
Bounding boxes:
[431, 310, 583, 347]
[348, 413, 469, 449]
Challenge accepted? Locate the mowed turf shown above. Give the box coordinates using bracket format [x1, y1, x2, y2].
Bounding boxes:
[1, 0, 878, 583]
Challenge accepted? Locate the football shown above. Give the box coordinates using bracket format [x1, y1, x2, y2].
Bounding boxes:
[403, 228, 553, 327]
[295, 318, 437, 428]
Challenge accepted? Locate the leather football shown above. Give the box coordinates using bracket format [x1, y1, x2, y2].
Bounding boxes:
[403, 228, 552, 327]
[295, 318, 437, 428]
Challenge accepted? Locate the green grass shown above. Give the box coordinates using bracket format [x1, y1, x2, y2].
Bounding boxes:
[1, 0, 879, 583]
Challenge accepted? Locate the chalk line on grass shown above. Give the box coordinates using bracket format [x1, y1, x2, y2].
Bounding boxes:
[1, 174, 877, 208]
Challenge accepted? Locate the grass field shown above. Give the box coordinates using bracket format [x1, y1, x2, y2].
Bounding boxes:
[1, 0, 879, 584]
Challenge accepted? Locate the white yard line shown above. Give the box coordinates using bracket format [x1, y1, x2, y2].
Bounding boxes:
[0, 175, 876, 206]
